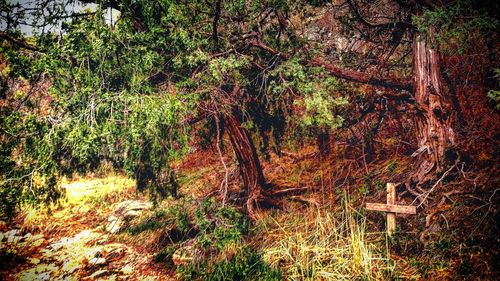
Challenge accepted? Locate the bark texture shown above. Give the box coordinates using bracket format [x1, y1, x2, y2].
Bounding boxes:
[224, 111, 266, 219]
[412, 33, 455, 180]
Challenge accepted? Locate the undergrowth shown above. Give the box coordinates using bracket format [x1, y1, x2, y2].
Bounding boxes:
[128, 198, 280, 280]
[177, 246, 282, 281]
[258, 195, 397, 280]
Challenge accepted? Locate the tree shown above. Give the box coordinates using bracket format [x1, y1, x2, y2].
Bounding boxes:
[1, 0, 497, 220]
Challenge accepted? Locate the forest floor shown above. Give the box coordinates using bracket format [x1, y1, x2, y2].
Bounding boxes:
[1, 145, 499, 280]
[0, 175, 171, 280]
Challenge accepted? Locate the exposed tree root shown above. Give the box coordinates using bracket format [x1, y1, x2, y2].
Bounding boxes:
[245, 184, 312, 220]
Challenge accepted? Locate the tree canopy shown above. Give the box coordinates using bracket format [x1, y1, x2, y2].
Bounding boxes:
[0, 0, 498, 219]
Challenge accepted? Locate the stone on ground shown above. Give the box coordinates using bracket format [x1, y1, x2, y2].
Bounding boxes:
[105, 200, 152, 234]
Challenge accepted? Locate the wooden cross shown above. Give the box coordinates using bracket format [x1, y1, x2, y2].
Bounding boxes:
[366, 183, 416, 236]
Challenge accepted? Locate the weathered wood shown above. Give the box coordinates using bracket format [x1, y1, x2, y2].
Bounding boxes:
[366, 183, 417, 237]
[386, 183, 396, 236]
[366, 203, 417, 215]
[412, 32, 455, 177]
[223, 90, 266, 220]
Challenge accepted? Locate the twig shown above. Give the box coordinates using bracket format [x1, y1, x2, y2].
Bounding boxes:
[413, 161, 458, 207]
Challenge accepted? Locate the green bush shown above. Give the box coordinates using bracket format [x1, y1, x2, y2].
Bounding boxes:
[177, 247, 282, 281]
[145, 199, 278, 280]
[194, 199, 249, 250]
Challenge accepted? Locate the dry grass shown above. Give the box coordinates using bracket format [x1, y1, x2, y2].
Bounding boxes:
[20, 173, 138, 236]
[258, 196, 395, 280]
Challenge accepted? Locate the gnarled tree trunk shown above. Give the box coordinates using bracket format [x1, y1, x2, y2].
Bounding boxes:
[224, 111, 266, 219]
[412, 32, 456, 181]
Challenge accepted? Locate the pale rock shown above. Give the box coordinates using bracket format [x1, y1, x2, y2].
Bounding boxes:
[6, 229, 20, 243]
[86, 269, 111, 279]
[105, 200, 152, 234]
[105, 216, 124, 234]
[37, 272, 52, 281]
[88, 257, 107, 266]
[121, 264, 133, 275]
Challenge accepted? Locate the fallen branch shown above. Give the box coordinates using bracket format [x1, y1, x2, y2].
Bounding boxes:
[268, 186, 310, 197]
[413, 161, 458, 207]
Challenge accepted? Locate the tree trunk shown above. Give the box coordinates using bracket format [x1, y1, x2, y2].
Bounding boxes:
[317, 130, 331, 157]
[412, 32, 455, 181]
[224, 111, 266, 219]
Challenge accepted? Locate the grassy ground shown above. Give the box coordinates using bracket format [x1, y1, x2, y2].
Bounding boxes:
[1, 144, 499, 280]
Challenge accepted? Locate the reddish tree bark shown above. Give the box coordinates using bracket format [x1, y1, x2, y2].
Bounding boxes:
[412, 32, 456, 180]
[224, 111, 266, 219]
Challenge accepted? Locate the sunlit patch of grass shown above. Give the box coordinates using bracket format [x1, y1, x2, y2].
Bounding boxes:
[21, 174, 137, 232]
[258, 196, 396, 280]
[63, 174, 134, 203]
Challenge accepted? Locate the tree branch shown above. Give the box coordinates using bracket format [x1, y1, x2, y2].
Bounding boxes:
[212, 0, 221, 49]
[249, 38, 412, 92]
[0, 32, 39, 51]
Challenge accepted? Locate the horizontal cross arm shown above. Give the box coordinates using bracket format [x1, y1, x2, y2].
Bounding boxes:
[366, 203, 417, 215]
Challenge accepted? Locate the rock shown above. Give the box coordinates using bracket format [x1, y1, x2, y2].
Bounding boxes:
[114, 200, 152, 216]
[105, 200, 152, 234]
[37, 272, 52, 281]
[50, 230, 102, 251]
[105, 216, 125, 234]
[6, 229, 21, 244]
[121, 264, 133, 275]
[85, 269, 112, 279]
[88, 257, 107, 267]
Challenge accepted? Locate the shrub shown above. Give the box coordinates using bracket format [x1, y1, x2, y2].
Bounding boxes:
[177, 247, 282, 281]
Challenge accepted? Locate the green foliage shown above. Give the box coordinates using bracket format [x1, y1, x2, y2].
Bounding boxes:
[127, 199, 192, 236]
[1, 5, 198, 218]
[488, 90, 500, 108]
[413, 0, 498, 53]
[127, 219, 163, 235]
[194, 199, 249, 250]
[487, 69, 500, 109]
[0, 0, 356, 217]
[177, 247, 282, 281]
[267, 58, 348, 142]
[387, 160, 398, 174]
[138, 199, 277, 280]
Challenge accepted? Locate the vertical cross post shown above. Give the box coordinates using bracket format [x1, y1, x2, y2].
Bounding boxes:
[366, 183, 416, 237]
[386, 183, 396, 236]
